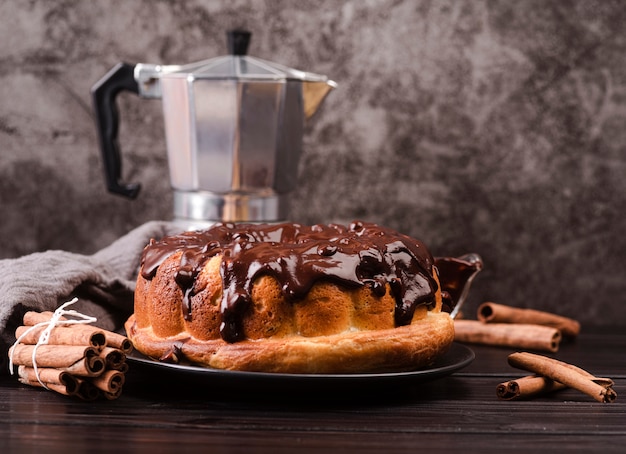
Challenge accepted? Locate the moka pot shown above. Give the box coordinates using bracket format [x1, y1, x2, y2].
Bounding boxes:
[92, 30, 336, 227]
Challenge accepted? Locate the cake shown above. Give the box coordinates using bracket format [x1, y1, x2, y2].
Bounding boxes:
[124, 221, 456, 373]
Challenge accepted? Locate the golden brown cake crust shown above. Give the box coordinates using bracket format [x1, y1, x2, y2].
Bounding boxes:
[126, 221, 455, 373]
[125, 311, 454, 373]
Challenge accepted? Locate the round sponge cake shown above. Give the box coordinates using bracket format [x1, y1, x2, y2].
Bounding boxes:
[125, 221, 455, 373]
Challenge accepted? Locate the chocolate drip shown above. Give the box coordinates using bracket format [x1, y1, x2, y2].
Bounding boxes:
[140, 221, 438, 343]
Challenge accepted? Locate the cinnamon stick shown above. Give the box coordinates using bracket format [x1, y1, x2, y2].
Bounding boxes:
[23, 311, 71, 326]
[10, 344, 98, 369]
[15, 324, 106, 350]
[478, 302, 580, 338]
[17, 365, 80, 396]
[23, 311, 133, 353]
[99, 346, 127, 371]
[9, 344, 105, 376]
[69, 324, 133, 353]
[91, 369, 125, 394]
[496, 375, 566, 400]
[75, 379, 101, 401]
[63, 354, 106, 377]
[507, 352, 617, 403]
[454, 319, 562, 352]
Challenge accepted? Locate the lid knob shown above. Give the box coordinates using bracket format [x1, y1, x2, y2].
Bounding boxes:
[227, 29, 251, 56]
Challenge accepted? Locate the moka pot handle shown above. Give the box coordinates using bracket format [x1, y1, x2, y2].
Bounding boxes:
[91, 62, 141, 198]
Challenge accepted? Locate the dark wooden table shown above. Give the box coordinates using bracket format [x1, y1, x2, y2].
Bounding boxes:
[1, 330, 625, 453]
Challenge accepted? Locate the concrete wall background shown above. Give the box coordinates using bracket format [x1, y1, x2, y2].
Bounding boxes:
[1, 0, 625, 326]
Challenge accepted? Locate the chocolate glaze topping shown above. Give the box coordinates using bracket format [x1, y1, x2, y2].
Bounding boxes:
[140, 221, 439, 343]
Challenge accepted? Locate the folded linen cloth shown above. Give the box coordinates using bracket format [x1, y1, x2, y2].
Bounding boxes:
[0, 220, 181, 374]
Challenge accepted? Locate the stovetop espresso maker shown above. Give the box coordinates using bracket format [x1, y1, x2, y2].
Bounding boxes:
[92, 30, 336, 228]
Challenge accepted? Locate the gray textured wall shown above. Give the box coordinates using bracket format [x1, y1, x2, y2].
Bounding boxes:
[1, 0, 625, 326]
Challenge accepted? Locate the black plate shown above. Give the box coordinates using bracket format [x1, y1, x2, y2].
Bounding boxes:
[126, 343, 474, 396]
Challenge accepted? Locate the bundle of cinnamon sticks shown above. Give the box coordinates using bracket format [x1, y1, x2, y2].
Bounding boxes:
[8, 310, 133, 400]
[454, 302, 581, 352]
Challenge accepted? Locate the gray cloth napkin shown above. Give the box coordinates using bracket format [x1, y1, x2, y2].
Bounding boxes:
[0, 220, 181, 374]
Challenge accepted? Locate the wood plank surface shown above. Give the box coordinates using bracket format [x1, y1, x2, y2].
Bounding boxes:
[1, 331, 625, 453]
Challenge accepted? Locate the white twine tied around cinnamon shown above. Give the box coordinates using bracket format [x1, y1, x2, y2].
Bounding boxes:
[8, 298, 97, 388]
